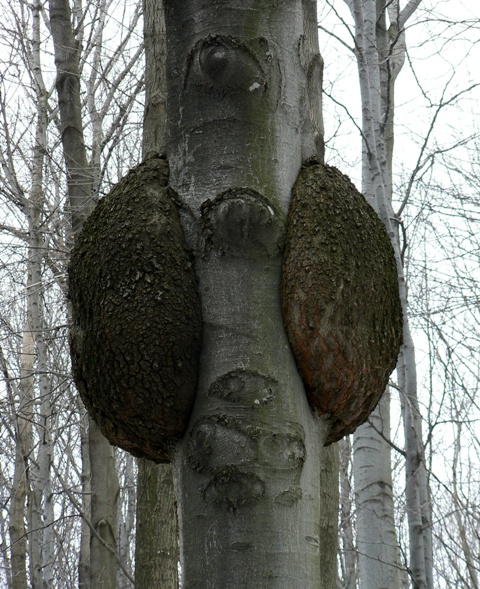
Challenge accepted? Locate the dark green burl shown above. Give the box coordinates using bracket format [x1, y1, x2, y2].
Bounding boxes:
[69, 156, 202, 462]
[282, 164, 403, 445]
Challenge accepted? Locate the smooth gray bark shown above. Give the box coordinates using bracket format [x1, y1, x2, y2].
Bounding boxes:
[319, 443, 339, 589]
[164, 1, 326, 586]
[89, 419, 119, 589]
[354, 393, 402, 589]
[345, 1, 432, 588]
[348, 1, 403, 587]
[135, 460, 179, 588]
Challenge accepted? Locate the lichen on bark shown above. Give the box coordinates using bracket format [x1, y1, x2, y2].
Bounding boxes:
[282, 163, 403, 444]
[69, 155, 202, 462]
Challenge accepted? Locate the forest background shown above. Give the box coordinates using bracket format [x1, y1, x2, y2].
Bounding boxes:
[0, 0, 479, 587]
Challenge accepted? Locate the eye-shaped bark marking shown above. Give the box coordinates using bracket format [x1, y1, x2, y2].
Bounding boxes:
[187, 417, 255, 474]
[187, 415, 305, 474]
[208, 369, 278, 405]
[201, 189, 286, 258]
[187, 35, 268, 95]
[258, 432, 305, 469]
[203, 467, 265, 512]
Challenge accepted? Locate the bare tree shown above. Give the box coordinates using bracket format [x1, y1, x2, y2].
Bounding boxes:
[320, 2, 480, 587]
[0, 0, 144, 585]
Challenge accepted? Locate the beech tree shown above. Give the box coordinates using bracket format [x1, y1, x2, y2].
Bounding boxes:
[341, 1, 432, 587]
[69, 0, 401, 587]
[2, 0, 478, 587]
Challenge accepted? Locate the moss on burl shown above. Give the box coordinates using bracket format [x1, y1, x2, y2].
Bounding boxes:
[69, 156, 202, 462]
[282, 164, 403, 444]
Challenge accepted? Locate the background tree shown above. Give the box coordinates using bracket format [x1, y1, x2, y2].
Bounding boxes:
[0, 0, 143, 585]
[319, 1, 480, 587]
[134, 0, 179, 586]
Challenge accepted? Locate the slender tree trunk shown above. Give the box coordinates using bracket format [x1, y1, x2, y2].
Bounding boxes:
[49, 1, 119, 587]
[398, 331, 432, 589]
[135, 461, 179, 587]
[134, 0, 179, 586]
[9, 326, 33, 589]
[346, 4, 402, 586]
[48, 0, 94, 234]
[338, 438, 357, 589]
[164, 2, 325, 586]
[354, 393, 402, 589]
[303, 4, 340, 586]
[118, 454, 135, 589]
[319, 444, 339, 589]
[13, 5, 53, 585]
[78, 402, 91, 589]
[89, 419, 119, 589]
[345, 1, 433, 587]
[142, 0, 167, 159]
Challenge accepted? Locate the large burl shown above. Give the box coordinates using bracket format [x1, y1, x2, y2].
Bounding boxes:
[69, 156, 202, 462]
[282, 163, 403, 444]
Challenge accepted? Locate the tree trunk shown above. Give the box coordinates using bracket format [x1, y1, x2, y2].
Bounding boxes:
[338, 437, 357, 589]
[49, 1, 119, 587]
[319, 443, 339, 589]
[164, 2, 325, 586]
[48, 0, 94, 235]
[354, 393, 402, 589]
[344, 2, 432, 587]
[135, 460, 179, 587]
[89, 419, 119, 589]
[142, 0, 167, 159]
[11, 5, 52, 584]
[133, 1, 179, 586]
[9, 325, 32, 589]
[78, 401, 91, 589]
[303, 4, 340, 585]
[118, 454, 135, 589]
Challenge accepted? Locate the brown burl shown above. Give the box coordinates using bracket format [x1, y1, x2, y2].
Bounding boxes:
[69, 156, 202, 462]
[282, 163, 403, 444]
[69, 157, 401, 463]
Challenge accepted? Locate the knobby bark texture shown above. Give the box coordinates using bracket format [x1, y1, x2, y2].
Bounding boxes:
[65, 0, 399, 586]
[164, 1, 325, 586]
[69, 156, 202, 462]
[282, 164, 402, 444]
[302, 4, 340, 584]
